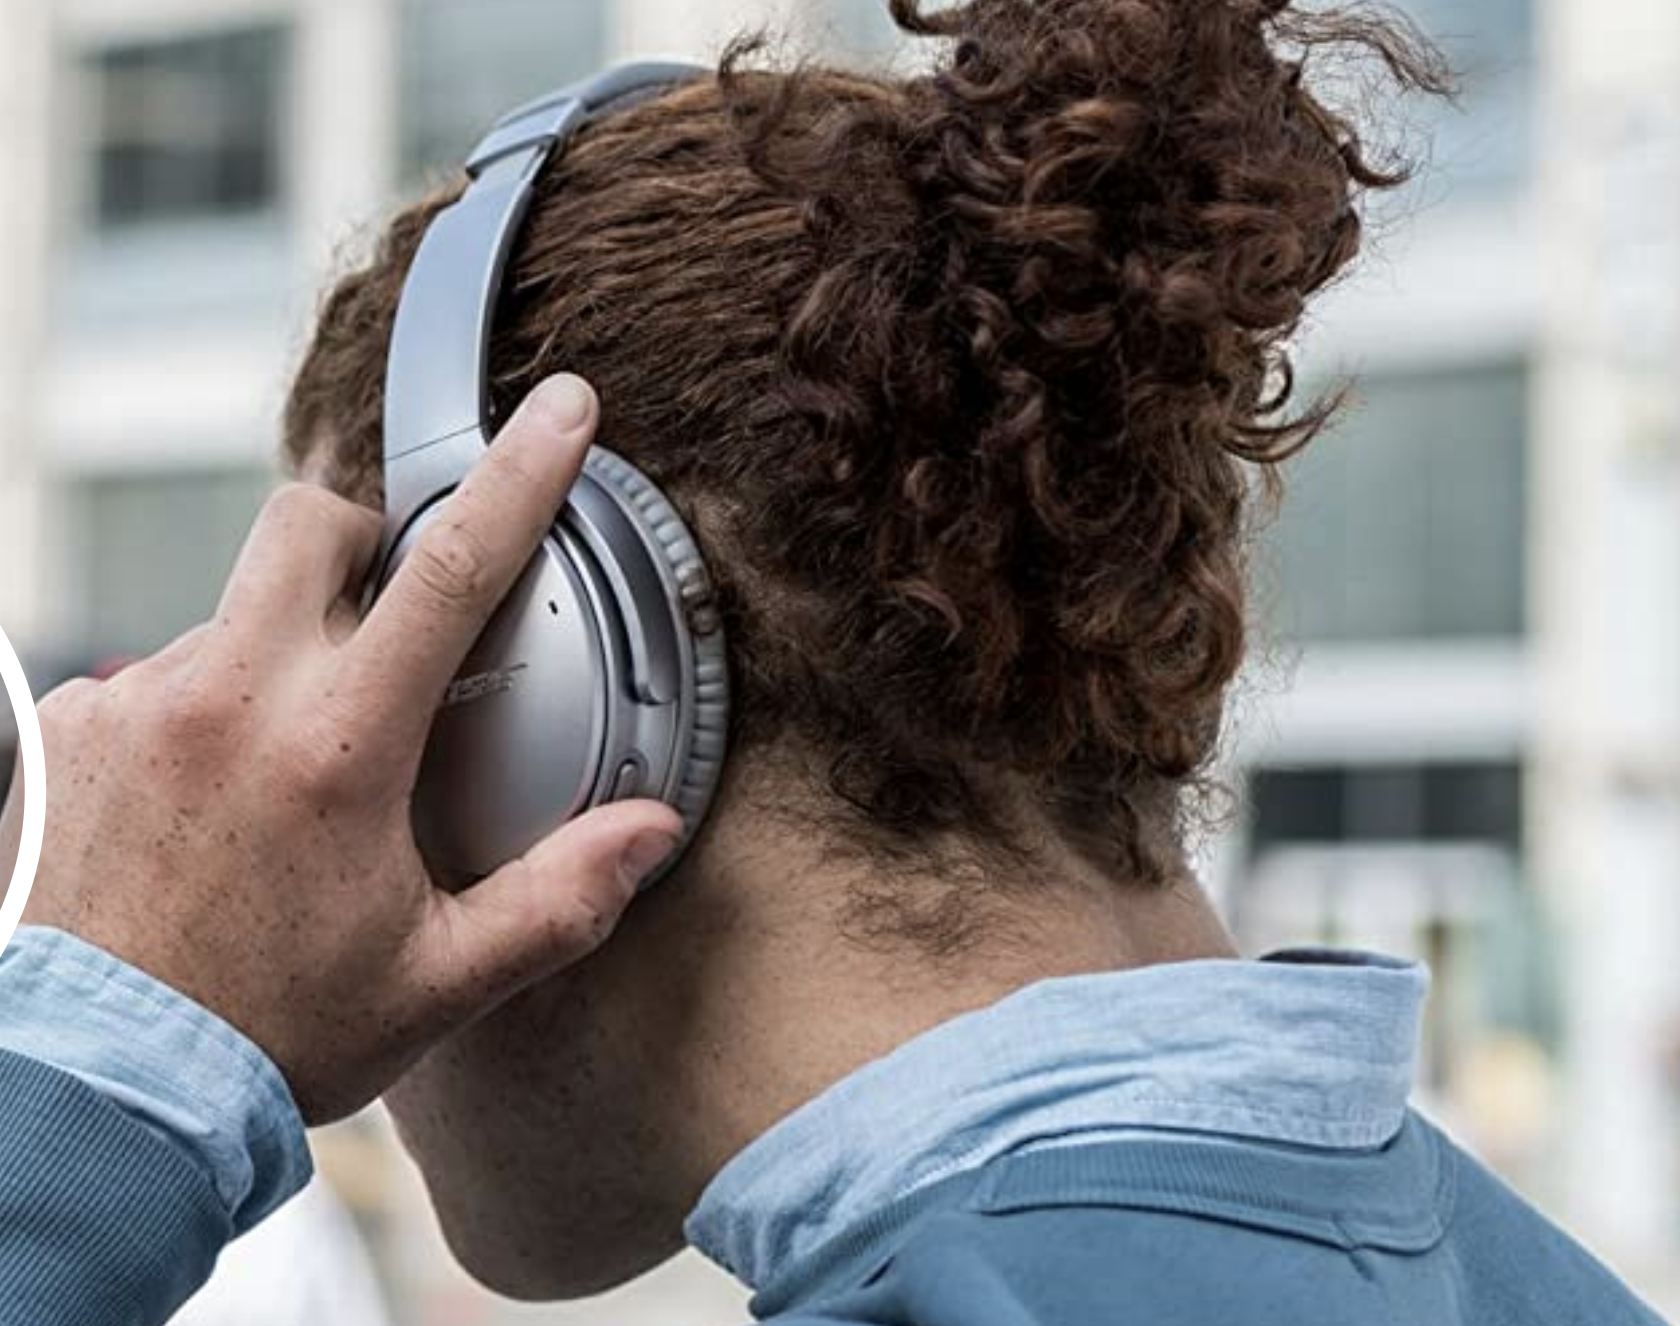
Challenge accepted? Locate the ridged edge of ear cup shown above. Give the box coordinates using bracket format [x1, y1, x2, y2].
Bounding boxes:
[584, 448, 730, 875]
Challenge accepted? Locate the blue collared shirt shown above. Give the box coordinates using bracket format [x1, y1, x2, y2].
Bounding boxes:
[3, 927, 1661, 1326]
[0, 921, 1426, 1300]
[685, 948, 1428, 1294]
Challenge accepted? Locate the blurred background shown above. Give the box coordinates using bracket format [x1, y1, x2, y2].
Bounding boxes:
[0, 0, 1678, 1321]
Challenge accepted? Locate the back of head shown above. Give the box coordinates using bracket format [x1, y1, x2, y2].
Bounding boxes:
[285, 0, 1445, 945]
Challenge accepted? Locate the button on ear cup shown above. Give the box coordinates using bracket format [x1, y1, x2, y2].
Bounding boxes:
[583, 448, 729, 873]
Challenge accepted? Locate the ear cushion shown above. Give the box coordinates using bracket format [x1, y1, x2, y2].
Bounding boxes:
[583, 448, 730, 860]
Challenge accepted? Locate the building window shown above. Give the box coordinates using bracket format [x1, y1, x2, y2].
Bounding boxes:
[1269, 363, 1528, 642]
[1248, 762, 1523, 856]
[74, 469, 274, 657]
[82, 25, 290, 233]
[399, 0, 608, 181]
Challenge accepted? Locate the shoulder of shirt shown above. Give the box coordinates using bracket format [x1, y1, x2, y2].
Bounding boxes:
[753, 1117, 1668, 1326]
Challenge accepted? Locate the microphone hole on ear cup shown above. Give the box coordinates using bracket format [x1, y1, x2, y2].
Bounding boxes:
[547, 600, 560, 616]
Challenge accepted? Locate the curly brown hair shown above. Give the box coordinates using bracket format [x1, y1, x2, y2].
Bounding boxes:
[284, 0, 1447, 945]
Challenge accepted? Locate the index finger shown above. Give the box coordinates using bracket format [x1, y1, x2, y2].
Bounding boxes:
[345, 374, 600, 734]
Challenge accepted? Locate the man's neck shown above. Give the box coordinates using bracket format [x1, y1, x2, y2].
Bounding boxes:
[635, 812, 1240, 1207]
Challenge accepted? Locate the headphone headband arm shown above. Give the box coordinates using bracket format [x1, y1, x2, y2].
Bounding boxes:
[379, 62, 708, 556]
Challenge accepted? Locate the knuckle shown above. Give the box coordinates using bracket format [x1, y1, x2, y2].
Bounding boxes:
[259, 483, 337, 544]
[264, 481, 323, 521]
[267, 482, 373, 542]
[279, 720, 362, 801]
[341, 499, 385, 545]
[481, 447, 546, 502]
[35, 679, 100, 741]
[154, 669, 243, 749]
[40, 676, 97, 718]
[552, 904, 604, 956]
[535, 890, 608, 957]
[409, 520, 494, 608]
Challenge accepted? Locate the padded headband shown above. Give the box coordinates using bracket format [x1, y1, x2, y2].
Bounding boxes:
[381, 61, 709, 557]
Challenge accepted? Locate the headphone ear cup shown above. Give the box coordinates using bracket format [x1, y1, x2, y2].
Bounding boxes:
[391, 517, 615, 882]
[584, 449, 729, 867]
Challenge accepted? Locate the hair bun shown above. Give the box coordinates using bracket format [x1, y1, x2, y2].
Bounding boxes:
[719, 0, 1448, 884]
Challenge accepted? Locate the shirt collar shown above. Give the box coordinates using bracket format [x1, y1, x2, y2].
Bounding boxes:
[684, 948, 1428, 1294]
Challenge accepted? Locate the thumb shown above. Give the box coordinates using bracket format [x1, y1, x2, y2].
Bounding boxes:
[411, 801, 683, 1032]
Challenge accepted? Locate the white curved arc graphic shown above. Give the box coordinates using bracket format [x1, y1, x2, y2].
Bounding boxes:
[0, 626, 44, 956]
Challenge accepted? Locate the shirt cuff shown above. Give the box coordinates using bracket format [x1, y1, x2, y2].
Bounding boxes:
[0, 925, 312, 1234]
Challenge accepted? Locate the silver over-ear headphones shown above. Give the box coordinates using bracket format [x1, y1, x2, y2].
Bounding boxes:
[374, 62, 728, 888]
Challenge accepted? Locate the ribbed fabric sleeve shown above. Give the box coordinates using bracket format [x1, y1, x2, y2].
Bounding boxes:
[0, 926, 312, 1235]
[0, 1049, 230, 1326]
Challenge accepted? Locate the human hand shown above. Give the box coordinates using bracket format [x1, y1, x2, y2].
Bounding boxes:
[8, 375, 681, 1124]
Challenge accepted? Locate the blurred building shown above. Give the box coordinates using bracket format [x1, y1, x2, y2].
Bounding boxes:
[0, 0, 1675, 1321]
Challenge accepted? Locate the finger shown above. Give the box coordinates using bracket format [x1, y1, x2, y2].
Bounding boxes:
[345, 375, 599, 740]
[215, 484, 384, 640]
[406, 798, 681, 1034]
